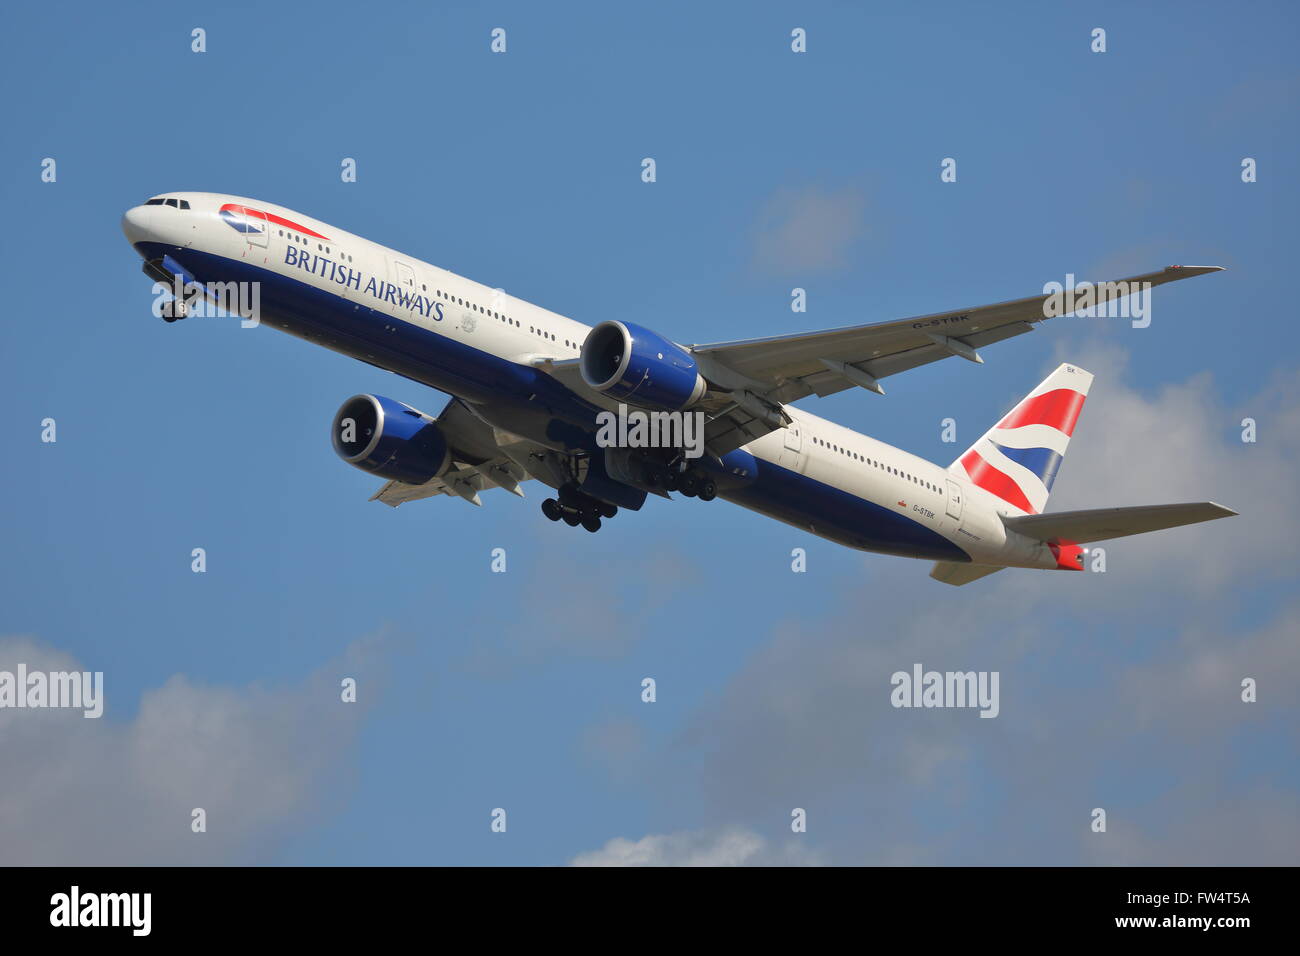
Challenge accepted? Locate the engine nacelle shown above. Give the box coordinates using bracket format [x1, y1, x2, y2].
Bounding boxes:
[331, 394, 451, 484]
[580, 320, 707, 411]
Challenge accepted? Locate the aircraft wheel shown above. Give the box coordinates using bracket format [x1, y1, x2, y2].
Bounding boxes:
[698, 479, 717, 502]
[541, 498, 562, 522]
[597, 502, 617, 519]
[581, 514, 602, 533]
[679, 473, 699, 497]
[562, 509, 581, 527]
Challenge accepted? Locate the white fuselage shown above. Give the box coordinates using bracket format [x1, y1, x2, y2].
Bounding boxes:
[122, 192, 1061, 570]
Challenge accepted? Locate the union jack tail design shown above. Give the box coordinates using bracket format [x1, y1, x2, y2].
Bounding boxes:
[948, 363, 1093, 515]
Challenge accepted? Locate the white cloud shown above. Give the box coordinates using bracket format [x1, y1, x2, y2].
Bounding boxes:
[0, 634, 386, 865]
[752, 185, 866, 275]
[625, 361, 1300, 865]
[571, 826, 822, 867]
[1044, 341, 1300, 594]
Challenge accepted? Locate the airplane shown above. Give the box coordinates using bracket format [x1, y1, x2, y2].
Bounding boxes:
[121, 192, 1236, 585]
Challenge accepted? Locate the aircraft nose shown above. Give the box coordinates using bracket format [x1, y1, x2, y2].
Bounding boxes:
[121, 204, 154, 245]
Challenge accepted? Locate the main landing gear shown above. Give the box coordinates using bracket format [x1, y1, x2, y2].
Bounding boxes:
[541, 464, 719, 532]
[541, 485, 618, 533]
[647, 464, 717, 501]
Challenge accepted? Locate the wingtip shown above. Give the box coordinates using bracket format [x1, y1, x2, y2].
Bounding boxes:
[1207, 502, 1239, 518]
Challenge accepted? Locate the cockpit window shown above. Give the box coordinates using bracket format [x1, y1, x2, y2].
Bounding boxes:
[178, 200, 190, 210]
[165, 198, 179, 208]
[145, 198, 165, 205]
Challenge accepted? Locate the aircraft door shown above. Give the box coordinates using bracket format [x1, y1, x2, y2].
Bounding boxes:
[778, 422, 804, 472]
[945, 479, 964, 521]
[392, 260, 417, 297]
[244, 207, 268, 248]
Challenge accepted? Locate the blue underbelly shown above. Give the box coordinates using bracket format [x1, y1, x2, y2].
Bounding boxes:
[717, 451, 970, 561]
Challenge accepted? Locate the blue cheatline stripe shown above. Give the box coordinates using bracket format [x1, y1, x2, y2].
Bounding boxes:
[991, 442, 1064, 491]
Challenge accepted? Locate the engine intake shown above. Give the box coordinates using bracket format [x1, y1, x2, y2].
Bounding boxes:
[580, 320, 707, 411]
[331, 394, 450, 484]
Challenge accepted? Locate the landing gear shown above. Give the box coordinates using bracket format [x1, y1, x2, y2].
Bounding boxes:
[543, 486, 615, 532]
[672, 470, 716, 501]
[160, 299, 188, 322]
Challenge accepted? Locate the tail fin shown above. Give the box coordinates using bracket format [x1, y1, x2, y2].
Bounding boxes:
[948, 363, 1093, 515]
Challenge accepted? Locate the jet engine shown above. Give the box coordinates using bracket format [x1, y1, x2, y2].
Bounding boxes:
[579, 320, 707, 411]
[331, 394, 450, 484]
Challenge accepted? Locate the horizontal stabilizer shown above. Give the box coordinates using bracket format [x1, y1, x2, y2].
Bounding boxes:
[930, 562, 1005, 586]
[1002, 502, 1237, 544]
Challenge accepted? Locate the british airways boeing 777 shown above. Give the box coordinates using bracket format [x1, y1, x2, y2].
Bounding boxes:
[121, 193, 1234, 585]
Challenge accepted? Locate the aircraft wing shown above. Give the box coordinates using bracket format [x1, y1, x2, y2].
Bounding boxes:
[371, 457, 530, 507]
[536, 355, 795, 456]
[369, 398, 540, 507]
[537, 266, 1223, 457]
[689, 265, 1223, 406]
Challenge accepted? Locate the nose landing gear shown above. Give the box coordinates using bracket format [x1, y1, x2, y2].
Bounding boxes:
[160, 298, 189, 322]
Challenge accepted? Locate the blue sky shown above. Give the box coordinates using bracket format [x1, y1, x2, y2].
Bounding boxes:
[1, 0, 1297, 865]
